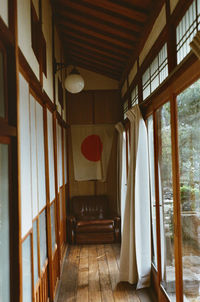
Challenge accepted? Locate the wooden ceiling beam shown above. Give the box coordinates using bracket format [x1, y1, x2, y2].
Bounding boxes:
[57, 21, 136, 49]
[76, 0, 148, 23]
[65, 46, 125, 67]
[55, 14, 139, 42]
[67, 58, 121, 80]
[55, 1, 143, 31]
[68, 53, 121, 75]
[59, 29, 132, 56]
[55, 7, 143, 33]
[66, 50, 123, 72]
[62, 38, 128, 62]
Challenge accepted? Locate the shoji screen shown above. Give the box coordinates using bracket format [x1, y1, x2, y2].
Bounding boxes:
[19, 74, 32, 238]
[57, 122, 63, 190]
[47, 109, 55, 202]
[30, 95, 38, 219]
[36, 102, 46, 211]
[64, 128, 67, 184]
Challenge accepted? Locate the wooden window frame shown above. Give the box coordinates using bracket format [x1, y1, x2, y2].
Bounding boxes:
[0, 41, 8, 122]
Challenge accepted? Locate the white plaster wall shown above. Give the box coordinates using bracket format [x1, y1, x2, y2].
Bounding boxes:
[75, 67, 119, 90]
[36, 102, 46, 211]
[170, 0, 179, 14]
[0, 0, 9, 26]
[17, 0, 40, 80]
[47, 109, 55, 202]
[128, 62, 137, 86]
[139, 4, 166, 65]
[30, 95, 38, 219]
[19, 73, 32, 238]
[42, 0, 54, 101]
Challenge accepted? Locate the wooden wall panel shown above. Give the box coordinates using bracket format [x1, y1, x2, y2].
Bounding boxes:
[94, 90, 121, 123]
[68, 89, 121, 214]
[68, 91, 93, 124]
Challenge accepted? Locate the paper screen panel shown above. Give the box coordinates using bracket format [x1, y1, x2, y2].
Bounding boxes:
[30, 95, 38, 218]
[39, 210, 47, 269]
[36, 102, 46, 211]
[19, 74, 32, 238]
[64, 129, 67, 184]
[22, 235, 32, 302]
[57, 123, 63, 189]
[33, 220, 39, 286]
[47, 109, 55, 202]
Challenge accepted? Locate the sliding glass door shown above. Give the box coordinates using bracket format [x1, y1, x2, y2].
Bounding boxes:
[177, 80, 200, 302]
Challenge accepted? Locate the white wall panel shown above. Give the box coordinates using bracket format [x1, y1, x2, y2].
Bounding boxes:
[128, 62, 137, 86]
[19, 74, 32, 238]
[47, 109, 55, 202]
[17, 0, 40, 80]
[57, 123, 63, 189]
[0, 0, 9, 26]
[30, 95, 38, 219]
[36, 102, 46, 211]
[64, 129, 67, 184]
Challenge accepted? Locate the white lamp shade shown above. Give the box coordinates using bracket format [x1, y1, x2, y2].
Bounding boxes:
[64, 73, 84, 93]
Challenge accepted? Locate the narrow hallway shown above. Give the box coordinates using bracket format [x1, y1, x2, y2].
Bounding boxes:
[57, 244, 154, 302]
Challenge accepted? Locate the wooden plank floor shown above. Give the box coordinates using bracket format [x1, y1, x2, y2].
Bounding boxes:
[57, 244, 154, 302]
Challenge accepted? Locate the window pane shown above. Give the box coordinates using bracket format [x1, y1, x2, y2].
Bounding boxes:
[177, 79, 200, 302]
[0, 51, 5, 118]
[22, 236, 32, 302]
[176, 0, 197, 64]
[39, 210, 47, 269]
[147, 116, 157, 268]
[0, 144, 9, 302]
[50, 203, 56, 252]
[157, 102, 176, 300]
[33, 220, 39, 287]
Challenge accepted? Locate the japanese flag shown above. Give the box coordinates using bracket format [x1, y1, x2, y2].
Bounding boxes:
[71, 124, 115, 181]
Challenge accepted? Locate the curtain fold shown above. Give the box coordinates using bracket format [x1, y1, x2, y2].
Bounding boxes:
[119, 105, 151, 289]
[115, 122, 124, 215]
[115, 123, 127, 231]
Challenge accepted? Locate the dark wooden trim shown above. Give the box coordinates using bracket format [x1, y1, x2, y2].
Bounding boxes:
[0, 16, 14, 46]
[0, 120, 17, 136]
[153, 111, 162, 288]
[170, 96, 183, 302]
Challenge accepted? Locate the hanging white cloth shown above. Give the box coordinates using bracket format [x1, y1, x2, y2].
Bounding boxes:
[119, 105, 151, 289]
[115, 122, 127, 232]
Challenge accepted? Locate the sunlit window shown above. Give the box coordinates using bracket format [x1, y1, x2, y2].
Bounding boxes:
[123, 99, 129, 119]
[142, 44, 168, 100]
[176, 0, 200, 64]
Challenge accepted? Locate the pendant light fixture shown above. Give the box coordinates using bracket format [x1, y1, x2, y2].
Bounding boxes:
[54, 62, 85, 94]
[64, 67, 85, 94]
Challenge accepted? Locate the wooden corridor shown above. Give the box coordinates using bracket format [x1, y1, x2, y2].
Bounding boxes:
[57, 244, 154, 302]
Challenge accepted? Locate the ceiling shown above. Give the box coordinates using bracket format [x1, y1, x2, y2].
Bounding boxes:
[52, 0, 160, 81]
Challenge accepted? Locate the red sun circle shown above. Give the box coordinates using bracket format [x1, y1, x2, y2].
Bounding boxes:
[81, 135, 103, 162]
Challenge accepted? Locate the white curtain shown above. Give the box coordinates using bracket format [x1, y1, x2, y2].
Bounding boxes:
[119, 105, 151, 289]
[115, 122, 127, 232]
